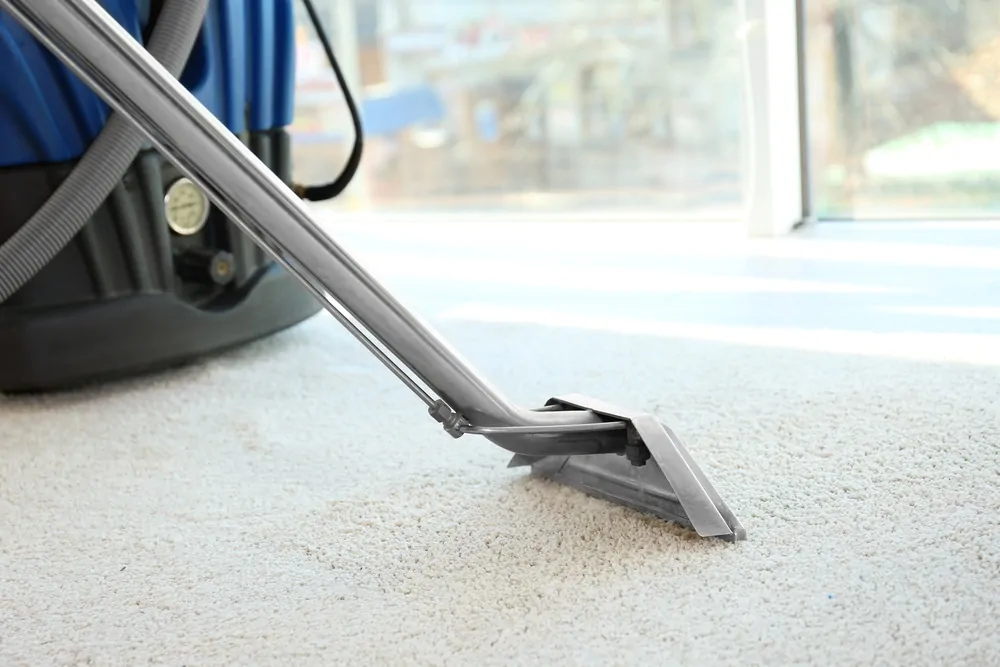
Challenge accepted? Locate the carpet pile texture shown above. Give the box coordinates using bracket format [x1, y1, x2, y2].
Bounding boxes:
[2, 220, 998, 665]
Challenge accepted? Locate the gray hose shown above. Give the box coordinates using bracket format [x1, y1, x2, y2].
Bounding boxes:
[0, 0, 210, 302]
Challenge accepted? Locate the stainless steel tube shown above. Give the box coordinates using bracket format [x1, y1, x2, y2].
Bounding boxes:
[0, 0, 604, 435]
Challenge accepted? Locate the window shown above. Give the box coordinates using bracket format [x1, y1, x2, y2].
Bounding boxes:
[805, 0, 1000, 219]
[291, 0, 749, 219]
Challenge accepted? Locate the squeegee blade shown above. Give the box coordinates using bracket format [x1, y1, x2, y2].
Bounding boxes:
[522, 453, 745, 541]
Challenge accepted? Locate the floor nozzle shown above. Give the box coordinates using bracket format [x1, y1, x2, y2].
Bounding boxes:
[517, 394, 747, 541]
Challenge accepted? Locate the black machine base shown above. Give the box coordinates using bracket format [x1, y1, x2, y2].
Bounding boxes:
[0, 129, 322, 393]
[0, 264, 319, 393]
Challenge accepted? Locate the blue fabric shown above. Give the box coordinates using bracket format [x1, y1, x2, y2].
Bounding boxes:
[0, 0, 296, 167]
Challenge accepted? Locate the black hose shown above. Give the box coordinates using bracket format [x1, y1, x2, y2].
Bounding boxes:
[293, 0, 364, 203]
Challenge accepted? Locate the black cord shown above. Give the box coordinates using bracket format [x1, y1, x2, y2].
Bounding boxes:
[295, 0, 365, 202]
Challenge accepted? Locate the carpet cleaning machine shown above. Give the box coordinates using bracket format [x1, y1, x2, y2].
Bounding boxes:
[0, 0, 746, 541]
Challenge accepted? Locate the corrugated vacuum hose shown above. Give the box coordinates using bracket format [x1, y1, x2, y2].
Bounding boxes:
[0, 0, 209, 303]
[0, 0, 748, 542]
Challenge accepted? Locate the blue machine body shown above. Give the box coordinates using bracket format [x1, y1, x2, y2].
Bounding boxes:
[0, 0, 297, 169]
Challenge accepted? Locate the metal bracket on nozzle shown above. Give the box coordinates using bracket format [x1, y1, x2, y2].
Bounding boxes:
[428, 398, 633, 441]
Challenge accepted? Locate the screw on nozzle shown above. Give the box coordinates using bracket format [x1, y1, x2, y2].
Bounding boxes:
[625, 425, 651, 466]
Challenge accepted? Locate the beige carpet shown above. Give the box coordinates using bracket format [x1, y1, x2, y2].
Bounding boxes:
[2, 220, 1000, 666]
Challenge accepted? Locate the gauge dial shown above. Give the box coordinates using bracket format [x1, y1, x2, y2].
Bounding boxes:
[164, 177, 210, 236]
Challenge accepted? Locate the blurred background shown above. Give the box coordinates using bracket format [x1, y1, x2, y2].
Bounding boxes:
[288, 0, 1000, 220]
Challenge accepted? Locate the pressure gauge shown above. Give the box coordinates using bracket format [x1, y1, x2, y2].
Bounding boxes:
[164, 177, 210, 236]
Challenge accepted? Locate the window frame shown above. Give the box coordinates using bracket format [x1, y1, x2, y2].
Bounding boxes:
[740, 0, 810, 237]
